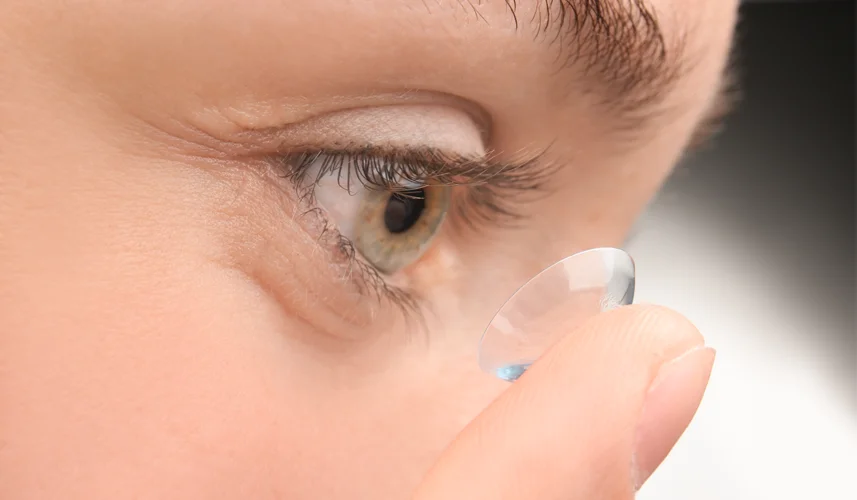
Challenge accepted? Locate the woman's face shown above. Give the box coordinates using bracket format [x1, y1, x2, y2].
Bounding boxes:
[0, 1, 737, 498]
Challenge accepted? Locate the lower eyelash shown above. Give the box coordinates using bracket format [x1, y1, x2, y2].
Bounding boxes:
[335, 233, 421, 318]
[298, 203, 422, 321]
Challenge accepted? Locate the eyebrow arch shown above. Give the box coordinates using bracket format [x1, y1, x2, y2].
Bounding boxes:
[501, 0, 684, 120]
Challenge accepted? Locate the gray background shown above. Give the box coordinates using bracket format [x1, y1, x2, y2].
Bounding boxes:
[628, 2, 856, 499]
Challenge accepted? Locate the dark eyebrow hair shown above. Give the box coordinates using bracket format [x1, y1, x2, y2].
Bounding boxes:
[498, 0, 686, 123]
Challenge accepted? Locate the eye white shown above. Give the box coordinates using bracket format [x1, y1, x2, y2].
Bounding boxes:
[303, 156, 367, 239]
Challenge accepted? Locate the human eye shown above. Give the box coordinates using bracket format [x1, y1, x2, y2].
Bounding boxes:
[293, 149, 453, 275]
[274, 144, 553, 318]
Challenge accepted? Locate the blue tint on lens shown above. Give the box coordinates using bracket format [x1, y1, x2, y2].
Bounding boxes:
[495, 363, 532, 382]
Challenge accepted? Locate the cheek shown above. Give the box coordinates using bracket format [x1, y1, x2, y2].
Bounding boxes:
[0, 208, 317, 496]
[0, 230, 498, 498]
[0, 275, 500, 499]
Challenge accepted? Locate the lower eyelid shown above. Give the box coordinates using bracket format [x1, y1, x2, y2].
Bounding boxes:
[288, 196, 420, 310]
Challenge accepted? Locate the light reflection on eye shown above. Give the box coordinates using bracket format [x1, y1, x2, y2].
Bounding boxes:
[313, 169, 451, 274]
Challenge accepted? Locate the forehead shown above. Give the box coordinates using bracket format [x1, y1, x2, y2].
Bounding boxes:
[9, 0, 709, 93]
[4, 0, 735, 154]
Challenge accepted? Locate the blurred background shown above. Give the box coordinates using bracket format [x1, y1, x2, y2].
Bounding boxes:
[629, 1, 855, 498]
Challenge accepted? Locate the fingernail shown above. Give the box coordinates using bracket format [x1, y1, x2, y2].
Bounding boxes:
[632, 346, 715, 490]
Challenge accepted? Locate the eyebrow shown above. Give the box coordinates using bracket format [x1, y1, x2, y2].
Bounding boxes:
[498, 0, 685, 121]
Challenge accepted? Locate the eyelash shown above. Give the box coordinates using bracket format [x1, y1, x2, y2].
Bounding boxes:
[272, 145, 555, 317]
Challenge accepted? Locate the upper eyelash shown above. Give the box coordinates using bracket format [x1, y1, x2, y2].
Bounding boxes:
[269, 145, 556, 322]
[282, 145, 556, 227]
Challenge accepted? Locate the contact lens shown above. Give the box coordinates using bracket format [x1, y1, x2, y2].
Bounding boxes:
[477, 248, 635, 382]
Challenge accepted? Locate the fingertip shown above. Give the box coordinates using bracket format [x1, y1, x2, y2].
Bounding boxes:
[633, 346, 716, 489]
[590, 303, 707, 367]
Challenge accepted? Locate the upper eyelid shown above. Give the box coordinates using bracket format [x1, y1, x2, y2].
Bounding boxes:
[193, 96, 495, 154]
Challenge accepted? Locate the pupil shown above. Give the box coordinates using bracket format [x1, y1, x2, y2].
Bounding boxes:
[384, 188, 426, 234]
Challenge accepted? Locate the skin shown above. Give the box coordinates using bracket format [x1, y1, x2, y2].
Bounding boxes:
[0, 1, 738, 499]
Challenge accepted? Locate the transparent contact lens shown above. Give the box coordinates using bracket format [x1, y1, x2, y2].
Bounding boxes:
[478, 247, 635, 382]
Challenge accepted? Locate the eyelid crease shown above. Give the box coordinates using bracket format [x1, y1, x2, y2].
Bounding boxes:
[182, 92, 495, 154]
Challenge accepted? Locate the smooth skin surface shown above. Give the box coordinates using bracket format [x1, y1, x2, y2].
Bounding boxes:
[0, 1, 737, 498]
